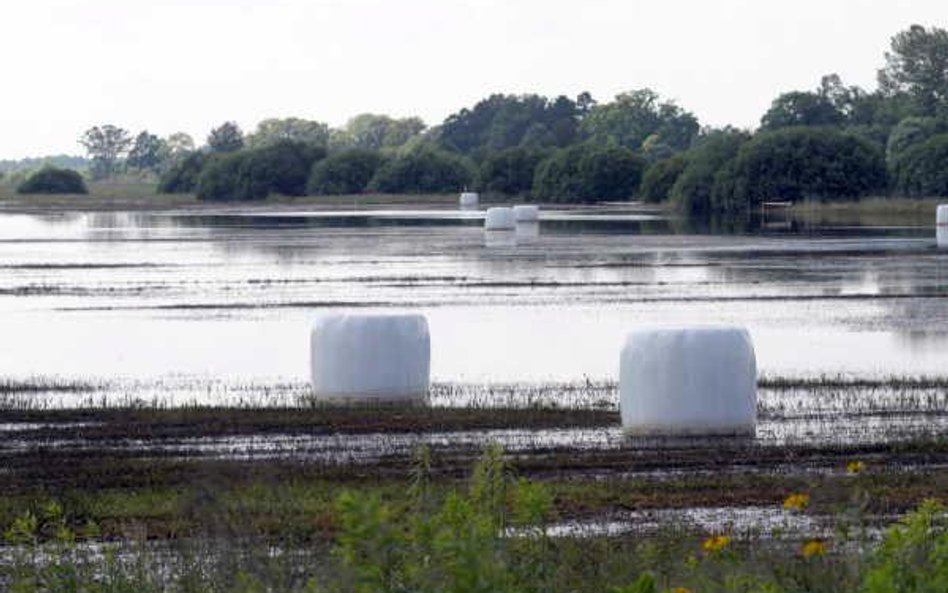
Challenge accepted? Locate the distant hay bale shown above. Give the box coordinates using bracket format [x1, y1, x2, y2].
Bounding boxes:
[938, 205, 948, 248]
[484, 207, 516, 230]
[459, 192, 479, 210]
[310, 313, 430, 402]
[619, 327, 757, 436]
[513, 204, 539, 222]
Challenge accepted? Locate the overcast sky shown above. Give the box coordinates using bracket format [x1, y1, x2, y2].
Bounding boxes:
[1, 0, 946, 159]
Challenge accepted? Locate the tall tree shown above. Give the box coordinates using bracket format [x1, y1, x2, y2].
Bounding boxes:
[166, 132, 195, 157]
[126, 131, 167, 172]
[759, 91, 844, 129]
[79, 125, 132, 179]
[246, 117, 330, 148]
[207, 121, 245, 153]
[878, 24, 948, 115]
[580, 89, 698, 152]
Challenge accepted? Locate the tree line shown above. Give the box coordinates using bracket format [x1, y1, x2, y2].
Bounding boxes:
[13, 24, 948, 210]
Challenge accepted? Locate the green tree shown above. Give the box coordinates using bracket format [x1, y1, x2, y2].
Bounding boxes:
[760, 91, 845, 129]
[126, 131, 168, 173]
[78, 124, 132, 179]
[440, 94, 578, 157]
[668, 128, 750, 215]
[478, 147, 548, 196]
[166, 132, 195, 156]
[196, 152, 252, 201]
[335, 114, 426, 151]
[207, 121, 245, 153]
[246, 117, 330, 148]
[580, 89, 699, 153]
[16, 167, 88, 194]
[307, 149, 385, 195]
[243, 140, 326, 196]
[878, 24, 948, 116]
[158, 151, 207, 193]
[713, 126, 888, 211]
[532, 144, 645, 203]
[892, 133, 948, 196]
[885, 116, 946, 173]
[368, 148, 475, 194]
[639, 154, 687, 203]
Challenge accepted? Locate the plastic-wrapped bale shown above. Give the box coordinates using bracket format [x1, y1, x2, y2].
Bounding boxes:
[938, 205, 948, 248]
[459, 192, 479, 210]
[619, 327, 757, 436]
[310, 313, 430, 402]
[484, 207, 516, 230]
[513, 204, 539, 222]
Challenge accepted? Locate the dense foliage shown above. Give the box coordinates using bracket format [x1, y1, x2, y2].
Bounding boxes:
[158, 152, 207, 193]
[196, 152, 252, 201]
[367, 149, 475, 194]
[16, 166, 87, 194]
[713, 127, 888, 210]
[639, 155, 687, 203]
[195, 141, 325, 201]
[668, 129, 749, 215]
[892, 133, 948, 196]
[478, 147, 548, 196]
[580, 88, 699, 152]
[533, 144, 645, 203]
[307, 149, 386, 195]
[24, 24, 948, 205]
[439, 94, 580, 157]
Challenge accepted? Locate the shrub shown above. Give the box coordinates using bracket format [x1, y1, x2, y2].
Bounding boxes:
[893, 133, 948, 196]
[16, 167, 87, 194]
[862, 500, 948, 593]
[639, 155, 687, 203]
[307, 149, 385, 195]
[195, 152, 253, 201]
[195, 141, 326, 201]
[479, 147, 548, 196]
[668, 130, 749, 215]
[367, 148, 475, 194]
[532, 144, 644, 203]
[241, 140, 325, 197]
[157, 152, 207, 193]
[712, 127, 888, 211]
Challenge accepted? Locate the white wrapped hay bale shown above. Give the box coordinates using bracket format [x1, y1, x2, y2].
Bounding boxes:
[310, 313, 430, 402]
[459, 192, 479, 210]
[513, 204, 539, 222]
[484, 207, 516, 230]
[619, 327, 757, 436]
[938, 205, 948, 248]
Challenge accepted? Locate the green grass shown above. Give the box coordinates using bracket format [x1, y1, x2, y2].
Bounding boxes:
[787, 196, 943, 226]
[0, 179, 466, 212]
[2, 446, 947, 592]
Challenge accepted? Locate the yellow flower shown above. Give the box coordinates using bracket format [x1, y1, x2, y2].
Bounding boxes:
[670, 588, 692, 593]
[801, 538, 828, 558]
[847, 460, 866, 474]
[702, 534, 730, 553]
[783, 492, 810, 511]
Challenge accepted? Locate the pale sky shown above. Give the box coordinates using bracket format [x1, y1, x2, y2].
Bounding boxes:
[1, 0, 946, 159]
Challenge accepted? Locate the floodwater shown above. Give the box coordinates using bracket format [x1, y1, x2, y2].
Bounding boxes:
[0, 206, 945, 392]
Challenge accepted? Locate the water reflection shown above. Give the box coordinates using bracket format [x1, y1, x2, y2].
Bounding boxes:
[0, 209, 946, 386]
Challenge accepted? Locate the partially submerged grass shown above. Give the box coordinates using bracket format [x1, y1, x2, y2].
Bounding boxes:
[788, 196, 942, 226]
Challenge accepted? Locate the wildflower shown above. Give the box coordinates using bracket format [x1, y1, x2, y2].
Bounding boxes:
[783, 492, 810, 511]
[670, 588, 693, 593]
[847, 460, 866, 474]
[801, 538, 828, 558]
[702, 534, 730, 553]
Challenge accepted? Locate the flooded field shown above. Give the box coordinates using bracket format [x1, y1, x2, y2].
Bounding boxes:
[0, 207, 946, 385]
[1, 205, 947, 543]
